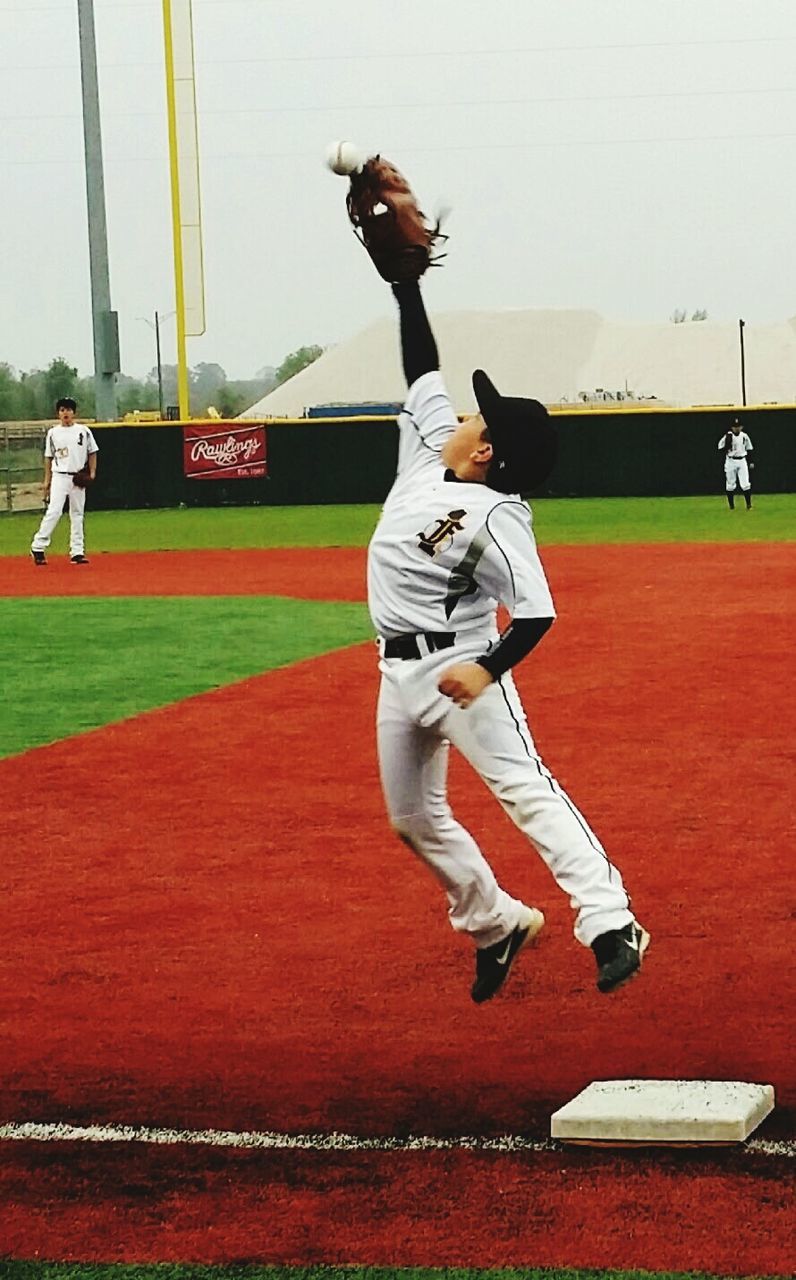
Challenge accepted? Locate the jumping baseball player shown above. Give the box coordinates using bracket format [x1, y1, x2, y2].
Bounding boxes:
[719, 418, 754, 509]
[368, 279, 650, 1000]
[31, 397, 98, 565]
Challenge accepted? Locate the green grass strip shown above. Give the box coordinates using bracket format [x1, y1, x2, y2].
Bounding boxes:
[1, 495, 794, 553]
[528, 494, 795, 544]
[0, 597, 372, 759]
[0, 1263, 784, 1280]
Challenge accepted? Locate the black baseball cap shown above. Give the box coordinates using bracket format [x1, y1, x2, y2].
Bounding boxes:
[56, 397, 77, 412]
[472, 369, 557, 494]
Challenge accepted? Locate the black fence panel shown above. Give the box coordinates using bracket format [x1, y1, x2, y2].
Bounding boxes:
[90, 425, 185, 510]
[88, 408, 795, 510]
[539, 407, 796, 497]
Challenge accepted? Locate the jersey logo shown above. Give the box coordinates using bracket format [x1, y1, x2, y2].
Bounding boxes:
[417, 509, 467, 558]
[78, 432, 84, 446]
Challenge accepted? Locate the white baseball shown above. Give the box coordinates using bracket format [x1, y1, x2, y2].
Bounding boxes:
[325, 139, 363, 176]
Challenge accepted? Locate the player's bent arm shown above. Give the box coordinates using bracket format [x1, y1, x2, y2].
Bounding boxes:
[475, 616, 555, 679]
[439, 618, 555, 709]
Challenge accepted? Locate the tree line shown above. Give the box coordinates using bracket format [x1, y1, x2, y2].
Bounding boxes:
[0, 345, 324, 422]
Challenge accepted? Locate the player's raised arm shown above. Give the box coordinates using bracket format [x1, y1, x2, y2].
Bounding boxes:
[391, 281, 438, 388]
[329, 144, 456, 470]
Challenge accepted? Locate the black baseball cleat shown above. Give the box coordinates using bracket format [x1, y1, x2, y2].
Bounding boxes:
[70, 554, 90, 564]
[471, 906, 545, 1004]
[592, 922, 650, 993]
[31, 550, 47, 565]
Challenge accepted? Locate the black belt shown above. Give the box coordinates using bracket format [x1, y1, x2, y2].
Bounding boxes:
[383, 632, 456, 660]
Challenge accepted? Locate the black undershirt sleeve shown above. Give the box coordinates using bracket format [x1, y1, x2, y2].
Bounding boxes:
[391, 281, 439, 386]
[475, 617, 554, 680]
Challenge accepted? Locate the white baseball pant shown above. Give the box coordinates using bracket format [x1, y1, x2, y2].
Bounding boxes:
[725, 457, 750, 491]
[31, 472, 88, 556]
[376, 639, 635, 949]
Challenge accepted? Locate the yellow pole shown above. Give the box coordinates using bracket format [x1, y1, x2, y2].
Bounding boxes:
[162, 0, 190, 420]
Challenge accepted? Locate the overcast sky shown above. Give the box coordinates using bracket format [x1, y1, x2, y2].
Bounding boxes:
[3, 0, 796, 381]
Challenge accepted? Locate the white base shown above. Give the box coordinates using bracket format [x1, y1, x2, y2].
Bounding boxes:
[550, 1079, 775, 1145]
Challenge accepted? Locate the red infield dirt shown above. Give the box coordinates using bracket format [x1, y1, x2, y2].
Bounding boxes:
[0, 543, 793, 1270]
[0, 547, 366, 599]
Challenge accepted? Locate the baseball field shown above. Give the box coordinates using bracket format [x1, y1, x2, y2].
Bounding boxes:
[0, 495, 793, 1280]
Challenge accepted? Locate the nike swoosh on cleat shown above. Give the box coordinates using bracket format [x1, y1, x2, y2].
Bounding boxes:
[495, 937, 514, 965]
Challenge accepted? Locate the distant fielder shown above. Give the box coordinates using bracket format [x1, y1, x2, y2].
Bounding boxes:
[719, 417, 754, 509]
[31, 397, 98, 565]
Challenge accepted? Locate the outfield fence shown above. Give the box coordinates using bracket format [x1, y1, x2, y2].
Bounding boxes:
[1, 404, 794, 511]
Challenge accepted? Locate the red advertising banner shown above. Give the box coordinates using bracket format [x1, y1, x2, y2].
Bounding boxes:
[183, 422, 267, 480]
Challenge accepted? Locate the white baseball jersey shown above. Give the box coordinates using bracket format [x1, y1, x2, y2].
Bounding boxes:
[45, 423, 99, 473]
[367, 371, 555, 640]
[720, 431, 752, 458]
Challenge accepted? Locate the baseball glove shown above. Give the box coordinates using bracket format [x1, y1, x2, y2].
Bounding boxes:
[346, 155, 446, 283]
[72, 466, 93, 488]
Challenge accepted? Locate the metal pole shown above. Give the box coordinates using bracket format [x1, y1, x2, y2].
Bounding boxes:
[76, 0, 119, 421]
[155, 310, 165, 418]
[739, 318, 747, 406]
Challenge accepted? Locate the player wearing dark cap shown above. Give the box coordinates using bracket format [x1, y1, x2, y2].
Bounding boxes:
[367, 280, 649, 1000]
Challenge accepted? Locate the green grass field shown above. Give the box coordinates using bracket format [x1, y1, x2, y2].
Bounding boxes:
[0, 597, 371, 758]
[0, 494, 794, 553]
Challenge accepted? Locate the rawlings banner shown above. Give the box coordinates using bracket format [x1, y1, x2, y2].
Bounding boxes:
[183, 422, 267, 480]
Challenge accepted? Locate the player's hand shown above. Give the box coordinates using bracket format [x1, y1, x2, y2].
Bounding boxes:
[439, 662, 494, 709]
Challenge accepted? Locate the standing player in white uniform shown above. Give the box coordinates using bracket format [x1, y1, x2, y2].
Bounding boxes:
[719, 418, 754, 509]
[369, 281, 649, 1000]
[31, 397, 98, 565]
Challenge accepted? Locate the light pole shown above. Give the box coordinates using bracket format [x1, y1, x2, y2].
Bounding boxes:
[137, 310, 175, 418]
[77, 0, 119, 421]
[738, 318, 747, 406]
